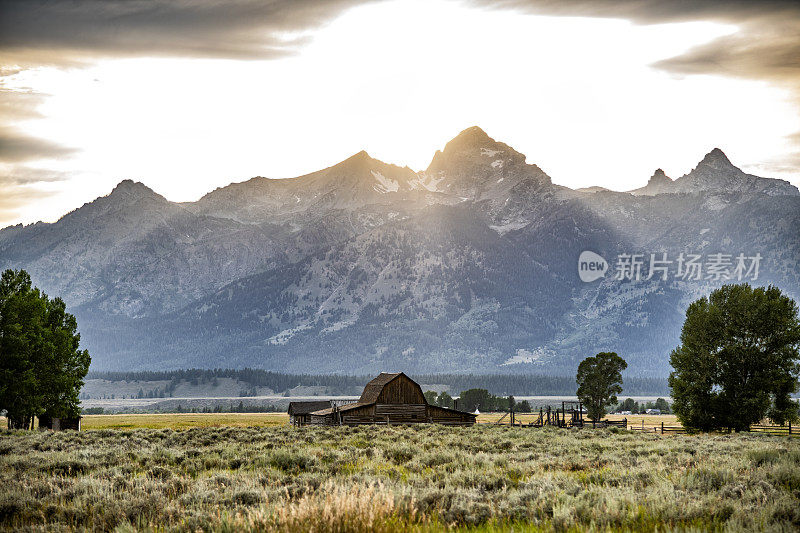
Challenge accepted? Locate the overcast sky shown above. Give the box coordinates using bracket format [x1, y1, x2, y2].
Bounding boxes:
[1, 0, 799, 226]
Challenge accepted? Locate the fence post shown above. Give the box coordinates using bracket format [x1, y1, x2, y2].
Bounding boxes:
[661, 422, 664, 434]
[789, 420, 791, 435]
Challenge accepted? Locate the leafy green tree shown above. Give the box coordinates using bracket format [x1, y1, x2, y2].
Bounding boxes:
[516, 400, 532, 413]
[0, 269, 91, 429]
[619, 398, 636, 412]
[669, 284, 800, 432]
[459, 388, 491, 411]
[423, 390, 438, 405]
[576, 352, 627, 421]
[436, 391, 454, 408]
[654, 398, 671, 414]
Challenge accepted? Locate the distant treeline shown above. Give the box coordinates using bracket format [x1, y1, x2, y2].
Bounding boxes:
[86, 369, 669, 396]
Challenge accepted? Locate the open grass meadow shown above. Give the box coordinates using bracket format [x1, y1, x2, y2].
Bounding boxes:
[2, 423, 800, 532]
[1, 412, 681, 430]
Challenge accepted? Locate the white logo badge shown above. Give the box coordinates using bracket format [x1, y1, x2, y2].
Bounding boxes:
[578, 251, 608, 282]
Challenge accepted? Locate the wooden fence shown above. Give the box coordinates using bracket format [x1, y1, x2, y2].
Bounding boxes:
[629, 423, 687, 434]
[476, 413, 795, 437]
[629, 421, 793, 436]
[749, 424, 794, 436]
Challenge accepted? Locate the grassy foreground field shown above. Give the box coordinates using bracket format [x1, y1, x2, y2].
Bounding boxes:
[2, 425, 799, 532]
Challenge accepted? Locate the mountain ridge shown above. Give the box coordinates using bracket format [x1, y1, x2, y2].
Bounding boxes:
[4, 128, 798, 233]
[2, 126, 798, 376]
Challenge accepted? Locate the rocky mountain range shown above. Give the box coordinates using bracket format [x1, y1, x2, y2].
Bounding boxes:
[2, 126, 798, 376]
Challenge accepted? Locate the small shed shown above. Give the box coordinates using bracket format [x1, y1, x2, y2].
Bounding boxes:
[306, 372, 476, 426]
[288, 401, 333, 426]
[38, 414, 81, 431]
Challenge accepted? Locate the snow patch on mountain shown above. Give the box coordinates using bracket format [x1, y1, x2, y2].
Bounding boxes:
[489, 220, 528, 235]
[408, 172, 446, 192]
[371, 170, 400, 193]
[321, 319, 356, 334]
[268, 324, 312, 345]
[502, 348, 547, 365]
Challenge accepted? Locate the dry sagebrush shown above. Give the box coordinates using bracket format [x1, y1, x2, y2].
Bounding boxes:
[0, 425, 799, 531]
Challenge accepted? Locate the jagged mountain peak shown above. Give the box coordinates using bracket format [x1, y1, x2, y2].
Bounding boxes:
[649, 169, 672, 185]
[428, 126, 523, 168]
[446, 125, 492, 147]
[344, 149, 372, 162]
[629, 168, 674, 196]
[697, 147, 733, 170]
[674, 148, 799, 196]
[325, 150, 388, 176]
[108, 179, 162, 200]
[683, 147, 744, 182]
[439, 126, 516, 158]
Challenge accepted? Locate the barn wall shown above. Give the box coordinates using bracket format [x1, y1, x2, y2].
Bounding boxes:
[374, 403, 426, 424]
[309, 404, 375, 425]
[376, 375, 425, 405]
[340, 404, 377, 425]
[427, 406, 476, 426]
[308, 413, 333, 425]
[308, 404, 474, 426]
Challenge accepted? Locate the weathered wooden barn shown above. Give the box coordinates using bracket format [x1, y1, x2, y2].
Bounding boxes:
[306, 372, 476, 426]
[287, 400, 332, 426]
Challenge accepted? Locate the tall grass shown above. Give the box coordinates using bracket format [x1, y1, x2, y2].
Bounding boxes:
[1, 425, 798, 531]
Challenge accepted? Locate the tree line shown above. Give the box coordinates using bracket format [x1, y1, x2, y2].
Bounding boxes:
[3, 267, 798, 433]
[612, 398, 671, 414]
[86, 368, 670, 396]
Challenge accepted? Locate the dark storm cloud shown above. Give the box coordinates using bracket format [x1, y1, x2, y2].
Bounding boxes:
[1, 0, 799, 197]
[0, 0, 377, 61]
[1, 0, 797, 78]
[653, 23, 800, 81]
[0, 128, 76, 162]
[474, 0, 800, 23]
[471, 1, 800, 79]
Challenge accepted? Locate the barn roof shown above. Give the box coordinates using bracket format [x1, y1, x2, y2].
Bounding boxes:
[309, 402, 371, 416]
[287, 401, 331, 415]
[427, 404, 477, 419]
[358, 372, 403, 403]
